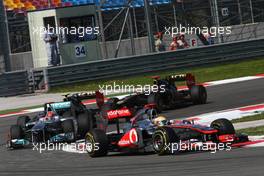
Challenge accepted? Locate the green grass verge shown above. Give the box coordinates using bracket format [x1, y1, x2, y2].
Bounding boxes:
[237, 125, 264, 136]
[0, 105, 42, 116]
[231, 113, 264, 123]
[50, 57, 264, 93]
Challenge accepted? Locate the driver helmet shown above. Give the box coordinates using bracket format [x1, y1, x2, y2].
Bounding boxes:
[153, 116, 168, 126]
[45, 111, 55, 120]
[146, 108, 158, 121]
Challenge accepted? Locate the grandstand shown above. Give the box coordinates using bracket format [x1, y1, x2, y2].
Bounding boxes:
[4, 0, 171, 11]
[1, 0, 264, 71]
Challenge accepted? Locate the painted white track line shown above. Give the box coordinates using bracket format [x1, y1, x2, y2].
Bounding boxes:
[187, 103, 264, 125]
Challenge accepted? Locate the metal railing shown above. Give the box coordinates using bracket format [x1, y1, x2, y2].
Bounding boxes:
[0, 70, 30, 96]
[1, 38, 264, 96]
[45, 38, 264, 88]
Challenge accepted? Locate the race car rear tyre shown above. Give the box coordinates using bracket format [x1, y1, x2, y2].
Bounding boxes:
[77, 111, 93, 138]
[153, 127, 179, 155]
[190, 85, 207, 104]
[62, 119, 76, 143]
[148, 93, 164, 112]
[10, 125, 23, 139]
[210, 118, 235, 135]
[17, 116, 30, 129]
[85, 129, 108, 157]
[62, 110, 72, 118]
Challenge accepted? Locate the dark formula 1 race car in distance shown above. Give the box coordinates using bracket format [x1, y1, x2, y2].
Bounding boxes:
[7, 93, 97, 149]
[101, 73, 207, 113]
[85, 99, 248, 157]
[147, 73, 207, 112]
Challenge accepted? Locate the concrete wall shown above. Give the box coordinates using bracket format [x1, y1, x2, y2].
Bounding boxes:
[102, 36, 150, 58]
[28, 9, 56, 68]
[103, 22, 264, 58]
[0, 1, 6, 72]
[102, 34, 205, 58]
[0, 55, 5, 73]
[9, 52, 33, 71]
[222, 23, 264, 42]
[0, 41, 4, 72]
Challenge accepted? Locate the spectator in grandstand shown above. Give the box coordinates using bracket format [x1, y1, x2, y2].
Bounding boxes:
[59, 21, 68, 44]
[43, 27, 59, 66]
[83, 28, 97, 41]
[177, 35, 184, 49]
[155, 32, 166, 52]
[204, 32, 214, 45]
[178, 34, 189, 49]
[169, 36, 178, 51]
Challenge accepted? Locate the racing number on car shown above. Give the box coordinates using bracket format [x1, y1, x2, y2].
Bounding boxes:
[75, 45, 86, 58]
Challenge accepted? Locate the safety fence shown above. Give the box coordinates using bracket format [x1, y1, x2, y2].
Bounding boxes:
[0, 70, 29, 97]
[1, 38, 264, 96]
[46, 38, 264, 87]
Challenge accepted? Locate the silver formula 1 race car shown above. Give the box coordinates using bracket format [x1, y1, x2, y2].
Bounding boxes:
[7, 93, 96, 149]
[85, 97, 248, 157]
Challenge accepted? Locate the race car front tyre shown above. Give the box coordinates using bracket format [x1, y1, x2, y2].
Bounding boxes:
[10, 125, 23, 139]
[62, 119, 76, 143]
[77, 111, 93, 138]
[152, 127, 179, 155]
[190, 85, 207, 104]
[210, 118, 235, 135]
[17, 116, 30, 129]
[85, 129, 108, 157]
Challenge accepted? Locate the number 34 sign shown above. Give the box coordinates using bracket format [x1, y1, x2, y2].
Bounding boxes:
[75, 45, 86, 58]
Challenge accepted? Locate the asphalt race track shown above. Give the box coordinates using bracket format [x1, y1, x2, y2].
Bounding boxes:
[0, 78, 264, 176]
[1, 146, 264, 176]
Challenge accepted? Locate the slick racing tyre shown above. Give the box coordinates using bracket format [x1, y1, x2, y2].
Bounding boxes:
[62, 119, 76, 143]
[17, 116, 30, 129]
[10, 125, 23, 139]
[148, 93, 164, 113]
[152, 127, 179, 155]
[9, 125, 24, 149]
[62, 110, 72, 118]
[190, 85, 207, 104]
[85, 129, 108, 157]
[77, 111, 93, 138]
[210, 118, 235, 135]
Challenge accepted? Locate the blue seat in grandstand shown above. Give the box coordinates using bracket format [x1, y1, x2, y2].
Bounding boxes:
[63, 0, 171, 9]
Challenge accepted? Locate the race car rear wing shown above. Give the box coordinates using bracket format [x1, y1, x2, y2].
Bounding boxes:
[63, 92, 97, 102]
[152, 73, 196, 88]
[169, 73, 196, 88]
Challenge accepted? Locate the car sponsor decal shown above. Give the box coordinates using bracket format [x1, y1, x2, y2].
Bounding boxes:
[107, 108, 132, 119]
[51, 101, 71, 109]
